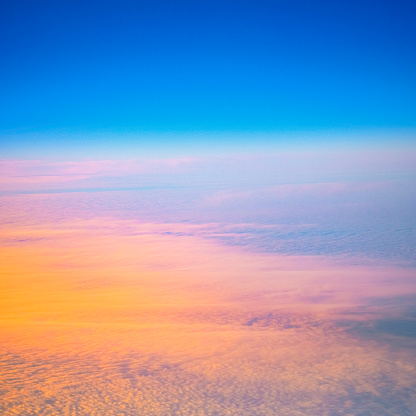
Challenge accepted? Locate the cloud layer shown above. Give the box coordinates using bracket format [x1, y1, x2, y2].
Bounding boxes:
[1, 217, 416, 415]
[1, 147, 415, 415]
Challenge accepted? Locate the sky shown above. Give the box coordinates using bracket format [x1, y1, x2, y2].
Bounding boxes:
[1, 0, 416, 157]
[1, 1, 416, 415]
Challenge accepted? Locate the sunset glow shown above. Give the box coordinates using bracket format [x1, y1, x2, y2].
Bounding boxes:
[1, 0, 416, 414]
[1, 150, 415, 414]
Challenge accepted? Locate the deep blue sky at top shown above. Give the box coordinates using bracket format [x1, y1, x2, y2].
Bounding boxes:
[0, 0, 415, 155]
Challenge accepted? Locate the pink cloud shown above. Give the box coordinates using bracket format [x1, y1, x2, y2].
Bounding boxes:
[2, 217, 414, 321]
[0, 157, 198, 191]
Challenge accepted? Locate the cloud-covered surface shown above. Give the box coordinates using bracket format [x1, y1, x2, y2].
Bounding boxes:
[1, 146, 415, 266]
[1, 320, 415, 416]
[1, 143, 415, 193]
[2, 218, 414, 319]
[1, 180, 415, 265]
[1, 147, 416, 414]
[1, 217, 416, 415]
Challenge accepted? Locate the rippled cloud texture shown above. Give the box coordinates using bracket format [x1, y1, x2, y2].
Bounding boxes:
[1, 145, 416, 415]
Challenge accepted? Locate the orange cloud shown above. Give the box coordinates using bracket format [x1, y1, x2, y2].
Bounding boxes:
[1, 217, 416, 415]
[1, 218, 414, 326]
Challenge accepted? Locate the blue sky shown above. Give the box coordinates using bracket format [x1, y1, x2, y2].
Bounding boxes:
[1, 0, 415, 157]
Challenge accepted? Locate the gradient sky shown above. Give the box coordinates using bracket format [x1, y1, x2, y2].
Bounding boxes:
[1, 0, 416, 158]
[1, 1, 416, 415]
